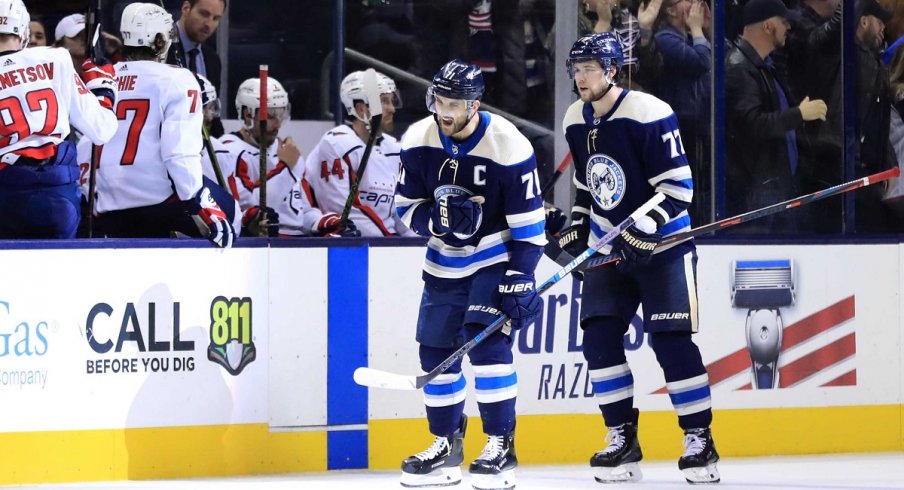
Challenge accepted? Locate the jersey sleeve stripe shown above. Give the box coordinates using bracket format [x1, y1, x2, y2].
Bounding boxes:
[657, 183, 693, 202]
[509, 221, 546, 243]
[648, 166, 692, 186]
[572, 205, 592, 216]
[660, 213, 691, 235]
[506, 208, 545, 226]
[573, 172, 590, 191]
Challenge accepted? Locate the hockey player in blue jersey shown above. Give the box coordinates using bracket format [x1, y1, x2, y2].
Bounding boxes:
[558, 33, 720, 484]
[395, 59, 546, 490]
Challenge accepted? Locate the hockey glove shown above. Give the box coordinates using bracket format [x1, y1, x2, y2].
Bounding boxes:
[432, 194, 483, 239]
[81, 59, 117, 110]
[242, 206, 280, 237]
[187, 187, 236, 248]
[544, 205, 567, 235]
[316, 213, 361, 237]
[498, 272, 543, 330]
[611, 226, 661, 273]
[557, 212, 590, 258]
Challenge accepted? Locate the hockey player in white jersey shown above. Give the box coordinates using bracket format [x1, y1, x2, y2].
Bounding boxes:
[223, 76, 357, 237]
[0, 0, 117, 239]
[304, 70, 412, 237]
[93, 3, 234, 247]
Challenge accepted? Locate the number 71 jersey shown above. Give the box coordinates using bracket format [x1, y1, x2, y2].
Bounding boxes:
[95, 60, 204, 213]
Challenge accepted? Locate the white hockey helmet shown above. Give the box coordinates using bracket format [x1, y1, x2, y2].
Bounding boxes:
[340, 70, 400, 122]
[0, 0, 30, 48]
[120, 3, 173, 60]
[235, 77, 291, 129]
[196, 74, 220, 118]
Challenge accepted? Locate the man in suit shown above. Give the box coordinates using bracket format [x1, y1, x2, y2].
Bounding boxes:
[170, 0, 225, 92]
[170, 0, 226, 136]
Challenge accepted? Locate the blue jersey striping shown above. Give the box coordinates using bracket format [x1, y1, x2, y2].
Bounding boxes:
[564, 90, 695, 256]
[398, 112, 546, 281]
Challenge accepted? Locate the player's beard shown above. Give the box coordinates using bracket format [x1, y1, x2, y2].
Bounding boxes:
[253, 127, 279, 148]
[578, 81, 609, 103]
[437, 112, 469, 137]
[381, 114, 395, 134]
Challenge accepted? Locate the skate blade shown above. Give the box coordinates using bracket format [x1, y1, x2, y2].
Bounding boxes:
[593, 462, 643, 483]
[683, 463, 720, 484]
[400, 466, 462, 487]
[471, 468, 516, 490]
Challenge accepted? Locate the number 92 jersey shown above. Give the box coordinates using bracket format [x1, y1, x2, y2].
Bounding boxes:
[563, 91, 694, 258]
[396, 112, 546, 280]
[95, 61, 204, 213]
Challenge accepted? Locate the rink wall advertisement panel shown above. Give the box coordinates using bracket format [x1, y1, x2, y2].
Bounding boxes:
[0, 242, 901, 484]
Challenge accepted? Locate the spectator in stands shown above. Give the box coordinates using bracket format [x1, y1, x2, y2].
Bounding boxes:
[653, 0, 712, 224]
[725, 0, 827, 233]
[581, 0, 663, 92]
[853, 0, 900, 232]
[28, 16, 47, 47]
[785, 0, 843, 232]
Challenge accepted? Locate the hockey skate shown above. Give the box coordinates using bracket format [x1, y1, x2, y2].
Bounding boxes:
[590, 409, 643, 483]
[678, 427, 720, 484]
[469, 432, 517, 490]
[400, 415, 468, 488]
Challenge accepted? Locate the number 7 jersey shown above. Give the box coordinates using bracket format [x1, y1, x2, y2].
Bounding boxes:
[95, 60, 204, 213]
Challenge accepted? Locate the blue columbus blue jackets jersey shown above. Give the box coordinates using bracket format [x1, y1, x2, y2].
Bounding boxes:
[563, 90, 694, 258]
[397, 112, 546, 281]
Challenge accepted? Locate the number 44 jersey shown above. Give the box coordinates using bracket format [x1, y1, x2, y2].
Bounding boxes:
[95, 60, 204, 213]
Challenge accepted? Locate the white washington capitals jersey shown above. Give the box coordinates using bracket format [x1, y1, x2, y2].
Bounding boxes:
[95, 60, 203, 213]
[200, 134, 238, 199]
[220, 132, 320, 236]
[0, 46, 115, 165]
[397, 112, 546, 280]
[304, 124, 405, 237]
[563, 91, 694, 257]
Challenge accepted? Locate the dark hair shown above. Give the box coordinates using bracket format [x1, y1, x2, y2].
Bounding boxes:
[185, 0, 228, 9]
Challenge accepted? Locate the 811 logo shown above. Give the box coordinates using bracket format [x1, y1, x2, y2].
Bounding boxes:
[207, 296, 256, 375]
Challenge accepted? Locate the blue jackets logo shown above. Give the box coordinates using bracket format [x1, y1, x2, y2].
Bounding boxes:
[586, 153, 625, 210]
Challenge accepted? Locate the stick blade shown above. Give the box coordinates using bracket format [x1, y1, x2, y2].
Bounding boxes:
[353, 367, 418, 390]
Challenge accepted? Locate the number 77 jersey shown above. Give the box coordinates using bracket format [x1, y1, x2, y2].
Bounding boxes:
[95, 60, 204, 213]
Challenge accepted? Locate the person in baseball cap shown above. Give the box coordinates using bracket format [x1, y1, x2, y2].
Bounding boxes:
[742, 0, 799, 28]
[54, 13, 85, 42]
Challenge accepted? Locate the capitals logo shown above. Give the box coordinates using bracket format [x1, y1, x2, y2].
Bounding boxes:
[586, 153, 626, 210]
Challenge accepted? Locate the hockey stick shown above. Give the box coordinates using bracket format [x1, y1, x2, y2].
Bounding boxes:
[257, 65, 269, 236]
[540, 152, 573, 198]
[575, 167, 902, 271]
[85, 0, 104, 237]
[339, 69, 383, 225]
[353, 192, 667, 391]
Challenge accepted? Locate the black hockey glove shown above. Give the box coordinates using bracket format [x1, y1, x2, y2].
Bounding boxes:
[557, 212, 590, 258]
[544, 205, 567, 235]
[612, 226, 661, 273]
[498, 272, 543, 330]
[242, 206, 280, 237]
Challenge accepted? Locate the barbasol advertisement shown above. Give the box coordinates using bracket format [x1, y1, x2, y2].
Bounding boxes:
[367, 244, 903, 420]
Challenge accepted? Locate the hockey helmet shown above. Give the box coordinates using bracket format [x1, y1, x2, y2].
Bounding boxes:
[566, 32, 624, 79]
[196, 74, 220, 118]
[339, 70, 401, 121]
[120, 3, 173, 60]
[235, 76, 291, 129]
[0, 0, 30, 48]
[426, 59, 484, 113]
